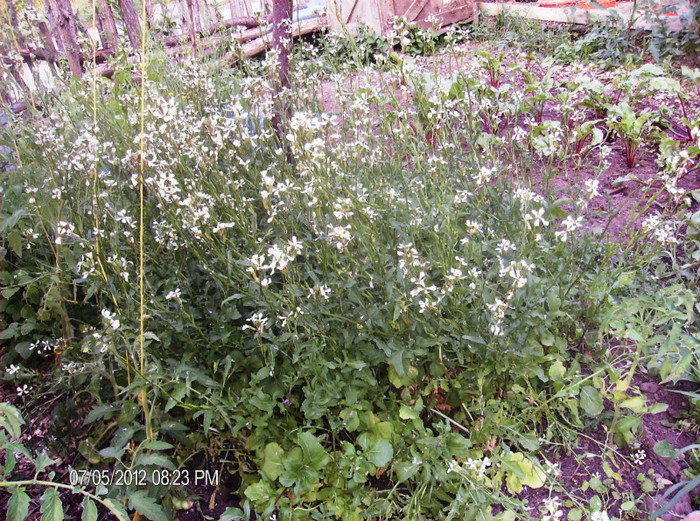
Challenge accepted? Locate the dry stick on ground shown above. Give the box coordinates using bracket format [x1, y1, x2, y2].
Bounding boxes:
[118, 0, 142, 50]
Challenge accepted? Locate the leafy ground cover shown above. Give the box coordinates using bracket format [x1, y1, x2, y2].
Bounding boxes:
[1, 13, 700, 521]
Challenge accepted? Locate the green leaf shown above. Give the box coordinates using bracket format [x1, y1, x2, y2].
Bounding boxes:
[262, 442, 284, 481]
[40, 488, 64, 521]
[83, 405, 116, 426]
[366, 439, 393, 467]
[297, 432, 329, 470]
[648, 403, 668, 414]
[35, 452, 61, 473]
[0, 403, 25, 439]
[653, 440, 676, 459]
[7, 487, 30, 521]
[127, 491, 169, 521]
[134, 453, 176, 470]
[219, 507, 245, 521]
[620, 395, 646, 413]
[244, 480, 275, 503]
[548, 360, 566, 380]
[81, 497, 98, 521]
[567, 509, 582, 521]
[1, 209, 26, 234]
[399, 404, 419, 420]
[141, 440, 174, 451]
[580, 386, 604, 416]
[102, 499, 130, 521]
[394, 460, 421, 482]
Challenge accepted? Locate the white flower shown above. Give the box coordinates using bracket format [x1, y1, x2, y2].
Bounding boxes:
[632, 449, 646, 465]
[17, 384, 29, 396]
[591, 511, 610, 521]
[165, 289, 183, 303]
[6, 364, 20, 375]
[101, 309, 120, 330]
[447, 460, 461, 473]
[542, 496, 563, 521]
[584, 179, 600, 199]
[243, 312, 269, 336]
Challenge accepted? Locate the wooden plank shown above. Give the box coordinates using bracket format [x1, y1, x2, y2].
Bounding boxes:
[402, 0, 431, 21]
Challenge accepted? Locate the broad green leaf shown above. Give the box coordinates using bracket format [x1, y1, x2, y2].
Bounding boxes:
[244, 480, 275, 503]
[297, 432, 329, 470]
[7, 487, 30, 521]
[394, 461, 421, 482]
[549, 360, 566, 380]
[40, 487, 64, 521]
[261, 442, 284, 481]
[580, 386, 604, 416]
[366, 439, 393, 467]
[127, 491, 169, 521]
[653, 440, 676, 459]
[81, 497, 98, 521]
[399, 403, 420, 420]
[567, 509, 582, 521]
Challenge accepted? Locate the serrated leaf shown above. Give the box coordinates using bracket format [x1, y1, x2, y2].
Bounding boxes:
[102, 499, 130, 521]
[580, 386, 604, 416]
[7, 487, 30, 521]
[81, 497, 98, 521]
[40, 487, 64, 521]
[83, 405, 116, 426]
[141, 440, 174, 451]
[35, 452, 61, 473]
[134, 453, 175, 470]
[127, 491, 169, 521]
[620, 395, 646, 413]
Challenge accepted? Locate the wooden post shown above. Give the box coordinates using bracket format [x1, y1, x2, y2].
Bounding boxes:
[144, 0, 155, 28]
[47, 0, 83, 76]
[118, 0, 142, 50]
[271, 0, 292, 140]
[44, 0, 64, 52]
[179, 0, 191, 34]
[186, 0, 199, 57]
[98, 0, 119, 48]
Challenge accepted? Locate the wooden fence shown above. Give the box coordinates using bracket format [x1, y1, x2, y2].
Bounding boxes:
[0, 0, 327, 112]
